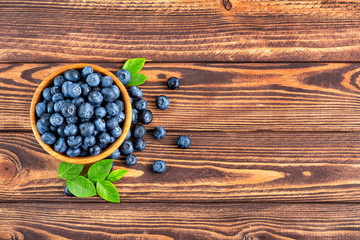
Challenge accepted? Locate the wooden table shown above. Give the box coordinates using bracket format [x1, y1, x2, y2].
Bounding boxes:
[1, 1, 360, 239]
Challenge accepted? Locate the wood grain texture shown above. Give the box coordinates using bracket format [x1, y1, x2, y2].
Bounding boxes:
[2, 63, 360, 131]
[2, 131, 360, 202]
[1, 0, 360, 62]
[1, 202, 360, 240]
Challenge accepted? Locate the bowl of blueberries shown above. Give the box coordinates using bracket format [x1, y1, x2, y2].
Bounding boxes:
[30, 64, 132, 164]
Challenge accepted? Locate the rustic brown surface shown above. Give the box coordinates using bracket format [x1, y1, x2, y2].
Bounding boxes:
[1, 203, 360, 240]
[1, 1, 360, 62]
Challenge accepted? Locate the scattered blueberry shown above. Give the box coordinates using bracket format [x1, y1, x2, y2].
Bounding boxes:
[134, 98, 147, 111]
[68, 83, 82, 98]
[54, 137, 67, 153]
[94, 118, 106, 132]
[133, 124, 146, 139]
[101, 87, 117, 102]
[36, 102, 46, 117]
[108, 148, 120, 159]
[120, 139, 134, 155]
[54, 75, 65, 87]
[132, 108, 138, 124]
[86, 73, 101, 87]
[98, 132, 111, 145]
[125, 155, 137, 166]
[101, 76, 113, 87]
[64, 185, 74, 196]
[66, 147, 81, 157]
[116, 69, 131, 85]
[95, 106, 106, 118]
[111, 85, 120, 99]
[61, 102, 76, 118]
[167, 77, 180, 90]
[64, 124, 78, 136]
[134, 139, 146, 151]
[153, 126, 166, 139]
[43, 87, 52, 101]
[78, 102, 94, 119]
[129, 86, 142, 98]
[64, 69, 81, 82]
[139, 110, 153, 124]
[105, 102, 120, 116]
[106, 117, 118, 130]
[111, 126, 122, 138]
[153, 160, 166, 173]
[41, 132, 56, 145]
[79, 121, 95, 137]
[156, 95, 170, 110]
[40, 113, 51, 127]
[177, 135, 191, 149]
[88, 91, 103, 107]
[50, 113, 64, 127]
[37, 120, 49, 134]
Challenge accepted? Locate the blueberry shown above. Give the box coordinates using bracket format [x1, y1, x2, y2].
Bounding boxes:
[40, 113, 51, 127]
[125, 155, 137, 166]
[61, 102, 76, 118]
[67, 135, 82, 148]
[68, 83, 82, 98]
[156, 95, 170, 110]
[65, 116, 77, 124]
[98, 142, 108, 149]
[93, 87, 101, 92]
[177, 135, 191, 149]
[81, 143, 89, 151]
[50, 125, 57, 132]
[84, 135, 96, 147]
[111, 85, 120, 99]
[116, 69, 131, 85]
[134, 98, 147, 111]
[37, 120, 49, 134]
[36, 102, 47, 117]
[54, 100, 65, 113]
[115, 112, 126, 124]
[66, 148, 81, 157]
[54, 75, 65, 87]
[153, 160, 166, 173]
[167, 77, 180, 90]
[108, 148, 120, 159]
[106, 117, 119, 130]
[94, 118, 106, 132]
[81, 83, 91, 97]
[114, 100, 124, 112]
[86, 73, 101, 87]
[120, 139, 134, 155]
[95, 107, 106, 118]
[134, 139, 146, 151]
[50, 113, 64, 127]
[126, 130, 131, 139]
[47, 101, 54, 114]
[80, 151, 89, 157]
[79, 121, 95, 137]
[51, 86, 60, 95]
[71, 97, 85, 108]
[111, 126, 122, 138]
[98, 132, 111, 145]
[64, 185, 74, 196]
[41, 132, 56, 145]
[101, 76, 113, 87]
[129, 86, 142, 98]
[61, 81, 72, 98]
[57, 124, 66, 138]
[42, 87, 52, 100]
[105, 102, 120, 117]
[64, 124, 78, 136]
[94, 130, 99, 137]
[88, 91, 103, 107]
[109, 136, 116, 143]
[82, 66, 94, 78]
[89, 145, 101, 156]
[52, 93, 64, 102]
[132, 108, 138, 124]
[133, 124, 146, 139]
[139, 110, 153, 124]
[95, 73, 103, 79]
[129, 96, 133, 104]
[64, 69, 80, 82]
[54, 137, 67, 153]
[78, 102, 94, 119]
[101, 87, 117, 102]
[153, 126, 166, 139]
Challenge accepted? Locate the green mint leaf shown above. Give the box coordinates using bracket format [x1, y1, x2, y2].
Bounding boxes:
[122, 58, 146, 76]
[96, 180, 120, 203]
[66, 176, 96, 198]
[127, 73, 147, 86]
[106, 169, 128, 182]
[87, 159, 113, 181]
[58, 162, 84, 180]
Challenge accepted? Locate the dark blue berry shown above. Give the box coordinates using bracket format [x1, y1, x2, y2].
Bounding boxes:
[132, 108, 138, 124]
[177, 135, 191, 149]
[50, 125, 57, 132]
[93, 130, 99, 137]
[88, 91, 103, 107]
[106, 117, 118, 130]
[153, 126, 166, 139]
[72, 97, 85, 108]
[66, 148, 81, 157]
[36, 102, 46, 117]
[50, 113, 64, 127]
[68, 83, 82, 98]
[86, 73, 101, 87]
[64, 185, 74, 196]
[78, 102, 94, 119]
[125, 155, 137, 166]
[95, 107, 106, 118]
[133, 124, 146, 139]
[37, 120, 49, 134]
[153, 160, 166, 173]
[80, 150, 89, 157]
[115, 112, 126, 124]
[111, 126, 122, 138]
[82, 66, 94, 78]
[54, 100, 65, 113]
[41, 132, 56, 145]
[129, 96, 133, 104]
[43, 87, 52, 101]
[98, 132, 111, 145]
[105, 102, 120, 117]
[57, 124, 66, 138]
[94, 118, 106, 132]
[134, 139, 146, 151]
[156, 95, 170, 110]
[89, 145, 101, 156]
[115, 69, 131, 85]
[51, 86, 60, 95]
[108, 149, 120, 159]
[40, 113, 51, 127]
[54, 137, 67, 153]
[111, 85, 120, 99]
[84, 135, 96, 147]
[120, 139, 134, 155]
[101, 87, 117, 102]
[167, 77, 180, 90]
[64, 124, 78, 136]
[110, 136, 116, 143]
[47, 101, 54, 114]
[52, 93, 64, 102]
[114, 100, 124, 112]
[101, 76, 113, 87]
[126, 130, 131, 139]
[64, 69, 80, 82]
[134, 98, 147, 111]
[129, 86, 142, 98]
[67, 135, 82, 148]
[54, 75, 65, 87]
[95, 73, 102, 79]
[98, 142, 108, 149]
[61, 102, 76, 118]
[139, 110, 153, 124]
[79, 121, 95, 137]
[61, 81, 72, 98]
[81, 83, 91, 97]
[93, 87, 101, 92]
[66, 116, 78, 124]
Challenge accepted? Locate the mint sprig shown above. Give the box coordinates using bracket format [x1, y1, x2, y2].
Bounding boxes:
[122, 58, 147, 86]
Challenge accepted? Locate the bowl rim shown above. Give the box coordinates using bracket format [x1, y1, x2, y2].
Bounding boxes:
[30, 63, 132, 164]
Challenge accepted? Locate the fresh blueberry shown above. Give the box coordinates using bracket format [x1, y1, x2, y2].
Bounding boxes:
[40, 113, 51, 127]
[120, 139, 134, 155]
[50, 125, 57, 132]
[54, 75, 65, 87]
[72, 97, 85, 108]
[43, 87, 52, 101]
[126, 130, 131, 139]
[134, 98, 147, 111]
[129, 86, 142, 98]
[51, 86, 60, 95]
[108, 148, 120, 159]
[134, 139, 146, 151]
[132, 108, 138, 124]
[101, 87, 117, 102]
[54, 137, 67, 153]
[177, 135, 191, 149]
[82, 66, 94, 78]
[94, 118, 106, 132]
[98, 142, 108, 149]
[86, 73, 101, 87]
[64, 124, 78, 136]
[61, 102, 76, 118]
[153, 160, 166, 173]
[47, 101, 54, 114]
[98, 132, 111, 145]
[115, 69, 131, 85]
[66, 148, 81, 157]
[80, 150, 89, 157]
[101, 76, 113, 87]
[92, 86, 101, 92]
[109, 136, 116, 143]
[61, 81, 72, 98]
[50, 113, 64, 127]
[57, 124, 66, 138]
[133, 124, 146, 139]
[89, 145, 101, 156]
[66, 116, 78, 124]
[64, 69, 80, 82]
[54, 100, 65, 113]
[95, 107, 106, 118]
[153, 126, 166, 139]
[125, 155, 137, 166]
[79, 121, 95, 137]
[64, 185, 74, 196]
[36, 102, 47, 117]
[68, 83, 82, 98]
[41, 132, 56, 145]
[78, 102, 94, 119]
[156, 95, 170, 110]
[111, 126, 122, 138]
[105, 102, 120, 116]
[37, 120, 49, 134]
[114, 100, 124, 112]
[129, 96, 133, 104]
[167, 77, 180, 90]
[52, 93, 64, 102]
[106, 117, 118, 130]
[95, 73, 102, 79]
[67, 135, 82, 148]
[139, 110, 153, 124]
[88, 91, 103, 107]
[81, 143, 89, 151]
[81, 83, 91, 97]
[84, 135, 96, 147]
[115, 112, 126, 124]
[111, 85, 120, 99]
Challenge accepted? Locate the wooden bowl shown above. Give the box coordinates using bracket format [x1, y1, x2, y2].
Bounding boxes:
[30, 64, 132, 164]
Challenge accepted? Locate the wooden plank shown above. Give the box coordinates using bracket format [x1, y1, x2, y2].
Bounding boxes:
[1, 1, 360, 62]
[1, 202, 360, 239]
[2, 63, 360, 131]
[2, 131, 360, 202]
